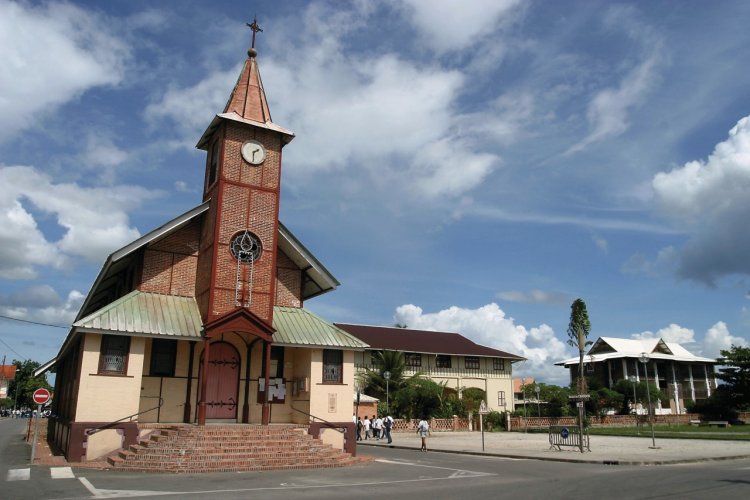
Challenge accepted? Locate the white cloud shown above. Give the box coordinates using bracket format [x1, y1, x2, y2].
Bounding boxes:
[144, 67, 238, 148]
[592, 234, 608, 254]
[567, 52, 660, 154]
[398, 0, 523, 54]
[621, 245, 678, 276]
[702, 321, 746, 358]
[0, 286, 83, 325]
[496, 289, 569, 305]
[147, 6, 501, 200]
[0, 166, 159, 276]
[394, 303, 569, 384]
[632, 324, 696, 344]
[0, 1, 129, 142]
[652, 115, 750, 284]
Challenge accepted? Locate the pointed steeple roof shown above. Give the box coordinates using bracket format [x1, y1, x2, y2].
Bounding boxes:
[224, 51, 272, 123]
[196, 28, 294, 150]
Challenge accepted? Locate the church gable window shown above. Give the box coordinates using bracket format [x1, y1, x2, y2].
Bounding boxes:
[149, 339, 177, 377]
[323, 349, 343, 383]
[98, 335, 130, 375]
[206, 139, 220, 188]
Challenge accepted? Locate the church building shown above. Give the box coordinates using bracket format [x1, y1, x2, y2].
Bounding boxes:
[47, 25, 368, 466]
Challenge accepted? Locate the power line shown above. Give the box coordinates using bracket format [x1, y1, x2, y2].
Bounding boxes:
[0, 337, 27, 360]
[0, 314, 69, 329]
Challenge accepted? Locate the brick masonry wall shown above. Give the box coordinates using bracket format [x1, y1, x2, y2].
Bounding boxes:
[139, 222, 200, 296]
[276, 251, 302, 307]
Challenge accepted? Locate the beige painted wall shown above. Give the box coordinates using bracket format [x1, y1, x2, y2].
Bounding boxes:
[309, 349, 354, 422]
[86, 429, 122, 460]
[75, 333, 145, 422]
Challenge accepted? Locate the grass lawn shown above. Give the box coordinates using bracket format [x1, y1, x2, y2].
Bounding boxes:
[587, 424, 750, 441]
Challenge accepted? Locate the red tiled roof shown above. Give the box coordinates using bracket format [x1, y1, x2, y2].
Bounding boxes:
[0, 365, 17, 379]
[335, 323, 524, 360]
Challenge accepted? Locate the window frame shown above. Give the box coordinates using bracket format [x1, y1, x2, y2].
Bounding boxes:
[98, 335, 131, 376]
[149, 339, 177, 377]
[497, 390, 506, 407]
[405, 352, 422, 368]
[493, 358, 505, 371]
[323, 349, 343, 384]
[464, 356, 480, 370]
[435, 355, 452, 369]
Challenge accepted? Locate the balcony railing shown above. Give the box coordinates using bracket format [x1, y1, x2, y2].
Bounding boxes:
[355, 364, 511, 379]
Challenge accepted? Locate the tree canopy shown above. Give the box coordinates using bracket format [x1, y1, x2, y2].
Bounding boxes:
[567, 298, 592, 392]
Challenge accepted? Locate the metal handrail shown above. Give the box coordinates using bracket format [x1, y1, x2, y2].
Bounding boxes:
[85, 397, 164, 435]
[290, 405, 346, 434]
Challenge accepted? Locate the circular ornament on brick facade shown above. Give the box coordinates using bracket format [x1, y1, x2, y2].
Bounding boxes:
[230, 230, 262, 262]
[241, 140, 266, 165]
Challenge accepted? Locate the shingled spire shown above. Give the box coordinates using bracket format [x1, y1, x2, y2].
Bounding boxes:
[223, 18, 272, 124]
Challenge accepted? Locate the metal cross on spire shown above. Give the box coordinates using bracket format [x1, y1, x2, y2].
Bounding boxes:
[246, 16, 263, 50]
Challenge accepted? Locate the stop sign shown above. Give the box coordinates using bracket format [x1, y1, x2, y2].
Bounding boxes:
[32, 388, 51, 405]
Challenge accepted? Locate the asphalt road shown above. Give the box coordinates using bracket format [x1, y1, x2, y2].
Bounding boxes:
[2, 418, 749, 500]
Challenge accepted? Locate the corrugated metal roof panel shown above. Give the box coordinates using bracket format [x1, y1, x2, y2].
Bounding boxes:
[273, 307, 368, 349]
[73, 291, 203, 339]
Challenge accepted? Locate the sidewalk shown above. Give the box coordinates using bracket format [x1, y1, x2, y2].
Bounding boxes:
[357, 431, 750, 465]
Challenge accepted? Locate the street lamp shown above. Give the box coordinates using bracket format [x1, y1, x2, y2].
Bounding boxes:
[383, 371, 391, 414]
[534, 385, 541, 418]
[638, 353, 658, 449]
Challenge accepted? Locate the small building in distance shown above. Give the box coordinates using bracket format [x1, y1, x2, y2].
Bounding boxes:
[0, 364, 17, 400]
[556, 336, 718, 414]
[336, 323, 525, 413]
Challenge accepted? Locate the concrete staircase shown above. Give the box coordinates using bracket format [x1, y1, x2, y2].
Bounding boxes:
[107, 424, 359, 473]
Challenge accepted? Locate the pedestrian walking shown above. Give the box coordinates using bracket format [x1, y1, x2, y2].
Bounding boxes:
[364, 416, 371, 440]
[384, 414, 394, 444]
[356, 417, 363, 441]
[417, 417, 430, 452]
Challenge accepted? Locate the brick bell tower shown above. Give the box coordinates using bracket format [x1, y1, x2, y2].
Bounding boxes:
[194, 20, 294, 424]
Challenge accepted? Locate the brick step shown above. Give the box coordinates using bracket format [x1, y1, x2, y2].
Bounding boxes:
[119, 448, 344, 461]
[107, 425, 357, 473]
[106, 459, 359, 474]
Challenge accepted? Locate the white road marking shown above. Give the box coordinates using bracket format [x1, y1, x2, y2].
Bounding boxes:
[7, 468, 30, 481]
[374, 458, 495, 477]
[50, 466, 75, 479]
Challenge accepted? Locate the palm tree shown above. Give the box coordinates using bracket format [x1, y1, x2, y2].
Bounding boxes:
[357, 351, 421, 411]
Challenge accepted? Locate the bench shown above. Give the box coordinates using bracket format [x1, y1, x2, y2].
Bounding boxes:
[548, 425, 590, 452]
[707, 421, 729, 428]
[689, 419, 701, 426]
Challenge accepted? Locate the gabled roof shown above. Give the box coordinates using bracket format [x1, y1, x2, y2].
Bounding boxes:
[67, 291, 365, 350]
[76, 203, 338, 321]
[555, 336, 717, 366]
[335, 323, 525, 360]
[273, 307, 367, 349]
[74, 290, 203, 339]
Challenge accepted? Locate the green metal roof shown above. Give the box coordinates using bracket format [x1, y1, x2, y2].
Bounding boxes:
[72, 291, 367, 350]
[73, 291, 203, 339]
[272, 307, 368, 349]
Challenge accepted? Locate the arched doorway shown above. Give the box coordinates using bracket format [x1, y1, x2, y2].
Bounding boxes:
[200, 341, 241, 420]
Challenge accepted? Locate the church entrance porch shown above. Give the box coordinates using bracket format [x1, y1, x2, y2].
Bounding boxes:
[201, 341, 241, 420]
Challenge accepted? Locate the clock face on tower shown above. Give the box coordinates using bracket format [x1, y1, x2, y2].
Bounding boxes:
[241, 140, 266, 165]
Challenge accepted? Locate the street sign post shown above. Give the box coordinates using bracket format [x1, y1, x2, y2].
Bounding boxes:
[33, 388, 51, 405]
[30, 388, 51, 463]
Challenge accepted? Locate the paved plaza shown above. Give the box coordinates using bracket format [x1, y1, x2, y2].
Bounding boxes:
[359, 430, 750, 465]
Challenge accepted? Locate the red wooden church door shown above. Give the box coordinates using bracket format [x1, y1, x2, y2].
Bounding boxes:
[203, 342, 241, 420]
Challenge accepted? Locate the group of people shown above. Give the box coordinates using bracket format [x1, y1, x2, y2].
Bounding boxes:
[354, 414, 431, 451]
[355, 414, 394, 444]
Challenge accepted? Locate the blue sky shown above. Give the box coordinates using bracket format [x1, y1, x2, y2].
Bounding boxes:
[1, 0, 749, 385]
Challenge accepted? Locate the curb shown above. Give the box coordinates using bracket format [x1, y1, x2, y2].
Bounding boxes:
[356, 441, 750, 466]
